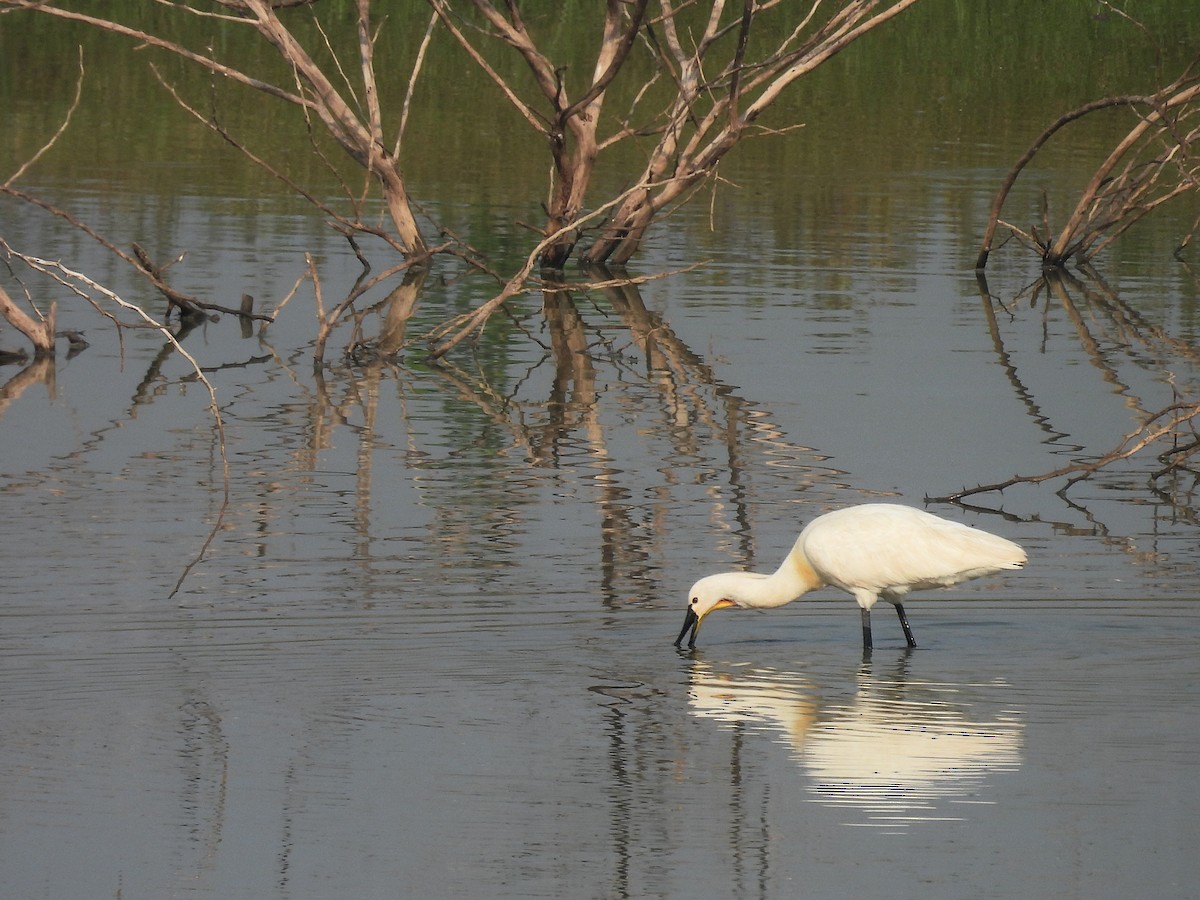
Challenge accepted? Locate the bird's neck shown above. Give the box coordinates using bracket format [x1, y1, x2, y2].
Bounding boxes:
[732, 551, 824, 609]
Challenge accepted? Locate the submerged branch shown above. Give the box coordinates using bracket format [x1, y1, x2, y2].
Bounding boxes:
[930, 403, 1200, 503]
[975, 94, 1152, 270]
[0, 282, 55, 358]
[6, 180, 274, 326]
[977, 65, 1200, 269]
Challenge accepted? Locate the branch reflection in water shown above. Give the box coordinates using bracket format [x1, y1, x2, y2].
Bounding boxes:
[687, 657, 1023, 830]
[963, 268, 1200, 528]
[299, 267, 855, 607]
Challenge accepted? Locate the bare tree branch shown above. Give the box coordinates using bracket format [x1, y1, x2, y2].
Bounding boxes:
[2, 241, 232, 595]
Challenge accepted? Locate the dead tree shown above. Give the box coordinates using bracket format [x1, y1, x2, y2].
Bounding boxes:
[5, 2, 923, 359]
[423, 0, 921, 357]
[584, 0, 923, 265]
[432, 0, 923, 269]
[2, 0, 429, 258]
[431, 0, 649, 270]
[976, 66, 1200, 270]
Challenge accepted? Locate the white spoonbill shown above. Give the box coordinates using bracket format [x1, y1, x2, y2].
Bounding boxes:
[674, 503, 1026, 651]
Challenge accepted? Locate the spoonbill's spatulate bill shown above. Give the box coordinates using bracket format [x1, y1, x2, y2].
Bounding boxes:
[674, 504, 1026, 651]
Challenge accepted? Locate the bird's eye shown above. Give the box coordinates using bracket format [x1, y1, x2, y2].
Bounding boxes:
[690, 597, 698, 605]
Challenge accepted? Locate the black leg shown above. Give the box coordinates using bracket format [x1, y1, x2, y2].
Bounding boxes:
[860, 607, 873, 651]
[894, 602, 917, 648]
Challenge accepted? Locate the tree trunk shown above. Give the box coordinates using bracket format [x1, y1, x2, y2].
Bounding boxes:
[581, 191, 654, 266]
[0, 286, 55, 358]
[376, 161, 428, 258]
[582, 171, 700, 265]
[541, 131, 599, 270]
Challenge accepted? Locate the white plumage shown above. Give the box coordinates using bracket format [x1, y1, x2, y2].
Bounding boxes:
[674, 503, 1027, 650]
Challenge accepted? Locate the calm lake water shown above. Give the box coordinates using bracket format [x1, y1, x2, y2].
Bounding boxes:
[3, 5, 1200, 899]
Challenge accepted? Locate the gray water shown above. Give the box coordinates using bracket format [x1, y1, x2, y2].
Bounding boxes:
[4, 9, 1200, 899]
[4, 186, 1198, 899]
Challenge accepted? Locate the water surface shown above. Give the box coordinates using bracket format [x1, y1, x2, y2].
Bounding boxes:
[2, 5, 1200, 898]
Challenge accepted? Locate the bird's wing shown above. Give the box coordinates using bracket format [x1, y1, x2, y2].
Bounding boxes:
[800, 506, 1025, 596]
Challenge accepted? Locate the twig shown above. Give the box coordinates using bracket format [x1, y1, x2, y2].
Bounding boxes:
[395, 9, 438, 159]
[150, 62, 412, 258]
[3, 46, 85, 188]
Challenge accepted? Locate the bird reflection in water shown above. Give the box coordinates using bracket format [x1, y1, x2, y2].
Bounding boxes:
[687, 657, 1023, 828]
